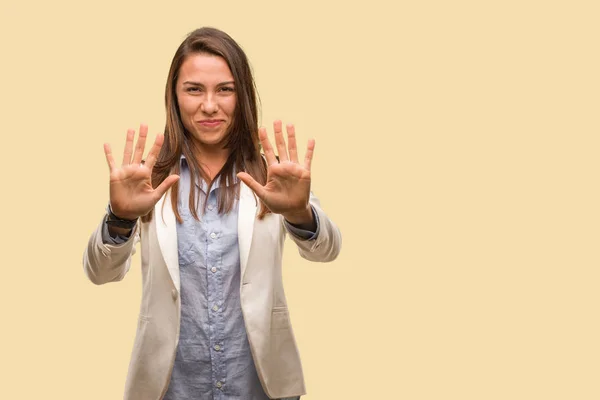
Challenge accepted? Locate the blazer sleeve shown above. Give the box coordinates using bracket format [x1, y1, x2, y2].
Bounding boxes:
[284, 192, 342, 263]
[82, 216, 141, 285]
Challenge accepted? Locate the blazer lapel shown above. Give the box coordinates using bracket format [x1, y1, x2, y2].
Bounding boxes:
[155, 192, 180, 292]
[238, 181, 258, 282]
[153, 183, 256, 291]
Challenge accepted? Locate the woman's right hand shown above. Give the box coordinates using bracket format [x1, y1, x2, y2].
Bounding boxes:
[104, 124, 180, 220]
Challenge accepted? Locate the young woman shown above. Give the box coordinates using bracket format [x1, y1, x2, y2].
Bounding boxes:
[83, 27, 341, 400]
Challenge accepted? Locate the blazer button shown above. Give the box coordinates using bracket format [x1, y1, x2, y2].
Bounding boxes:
[171, 289, 178, 301]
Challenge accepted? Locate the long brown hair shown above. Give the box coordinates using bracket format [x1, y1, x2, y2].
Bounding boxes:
[142, 27, 269, 223]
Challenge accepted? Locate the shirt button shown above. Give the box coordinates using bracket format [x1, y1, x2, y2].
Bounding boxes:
[212, 305, 219, 312]
[216, 381, 223, 389]
[210, 232, 217, 239]
[214, 344, 221, 351]
[208, 204, 214, 210]
[211, 267, 217, 273]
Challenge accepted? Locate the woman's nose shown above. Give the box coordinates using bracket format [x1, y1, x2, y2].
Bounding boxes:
[201, 95, 218, 114]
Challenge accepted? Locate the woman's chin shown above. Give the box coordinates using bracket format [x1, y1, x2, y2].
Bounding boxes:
[190, 135, 229, 152]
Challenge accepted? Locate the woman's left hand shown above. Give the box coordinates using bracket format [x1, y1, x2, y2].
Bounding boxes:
[237, 120, 315, 225]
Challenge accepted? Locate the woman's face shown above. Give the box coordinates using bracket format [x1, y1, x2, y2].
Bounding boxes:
[176, 53, 236, 154]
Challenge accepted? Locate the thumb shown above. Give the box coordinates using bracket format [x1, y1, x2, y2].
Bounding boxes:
[237, 172, 266, 200]
[154, 174, 180, 199]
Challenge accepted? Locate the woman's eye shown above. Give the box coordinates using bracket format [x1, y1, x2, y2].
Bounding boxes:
[220, 87, 235, 92]
[186, 87, 201, 92]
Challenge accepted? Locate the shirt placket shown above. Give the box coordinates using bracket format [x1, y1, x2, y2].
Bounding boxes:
[204, 189, 226, 397]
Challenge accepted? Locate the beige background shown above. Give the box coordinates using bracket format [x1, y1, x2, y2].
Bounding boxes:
[1, 0, 599, 398]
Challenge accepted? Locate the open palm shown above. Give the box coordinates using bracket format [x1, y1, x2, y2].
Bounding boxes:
[104, 124, 179, 220]
[237, 121, 314, 218]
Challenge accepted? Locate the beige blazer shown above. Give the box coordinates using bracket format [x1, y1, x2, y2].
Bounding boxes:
[83, 182, 342, 399]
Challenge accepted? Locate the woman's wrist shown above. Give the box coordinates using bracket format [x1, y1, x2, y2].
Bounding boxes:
[283, 205, 315, 230]
[106, 203, 138, 229]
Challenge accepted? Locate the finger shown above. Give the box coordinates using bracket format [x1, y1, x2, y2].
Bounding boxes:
[153, 174, 180, 200]
[304, 139, 315, 171]
[122, 129, 135, 166]
[132, 124, 148, 165]
[237, 172, 267, 200]
[273, 120, 289, 162]
[104, 143, 116, 172]
[286, 124, 299, 163]
[259, 127, 278, 166]
[144, 133, 165, 171]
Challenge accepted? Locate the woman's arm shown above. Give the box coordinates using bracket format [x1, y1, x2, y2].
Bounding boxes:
[284, 193, 342, 263]
[83, 215, 140, 285]
[83, 124, 177, 285]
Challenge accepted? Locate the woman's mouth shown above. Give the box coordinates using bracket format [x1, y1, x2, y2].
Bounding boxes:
[197, 119, 223, 128]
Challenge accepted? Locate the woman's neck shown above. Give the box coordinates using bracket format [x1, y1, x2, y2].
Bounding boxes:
[193, 146, 231, 181]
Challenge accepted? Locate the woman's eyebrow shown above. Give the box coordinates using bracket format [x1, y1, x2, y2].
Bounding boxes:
[182, 81, 235, 86]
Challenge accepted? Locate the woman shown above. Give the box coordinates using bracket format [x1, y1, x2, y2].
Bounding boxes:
[83, 27, 341, 400]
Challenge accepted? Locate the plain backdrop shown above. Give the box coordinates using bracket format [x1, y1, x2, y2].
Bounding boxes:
[1, 0, 599, 399]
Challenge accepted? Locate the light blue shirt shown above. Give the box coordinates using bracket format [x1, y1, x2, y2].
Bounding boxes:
[103, 156, 317, 399]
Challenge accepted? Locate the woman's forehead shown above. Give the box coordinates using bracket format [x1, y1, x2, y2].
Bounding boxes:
[178, 53, 234, 84]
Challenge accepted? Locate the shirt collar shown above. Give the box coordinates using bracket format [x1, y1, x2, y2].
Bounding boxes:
[179, 154, 239, 192]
